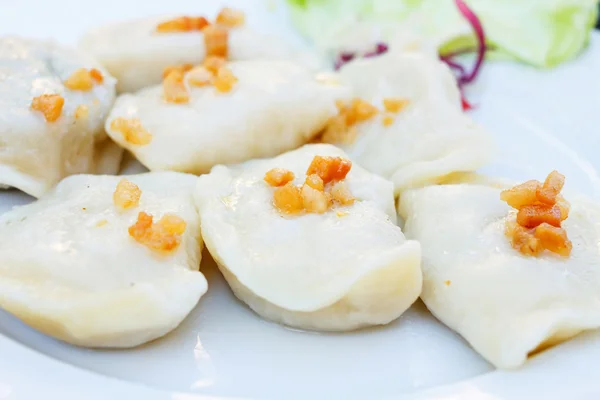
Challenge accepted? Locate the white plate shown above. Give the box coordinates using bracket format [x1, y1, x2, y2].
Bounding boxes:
[1, 1, 600, 399]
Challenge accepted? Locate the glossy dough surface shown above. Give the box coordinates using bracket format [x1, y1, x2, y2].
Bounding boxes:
[106, 61, 350, 174]
[337, 52, 493, 195]
[398, 183, 600, 368]
[0, 172, 206, 348]
[0, 36, 122, 198]
[81, 17, 322, 93]
[196, 144, 422, 331]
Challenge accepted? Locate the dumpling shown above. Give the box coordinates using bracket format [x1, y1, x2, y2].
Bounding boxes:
[398, 180, 600, 368]
[325, 52, 493, 195]
[105, 60, 349, 174]
[80, 10, 322, 93]
[0, 172, 206, 348]
[195, 144, 422, 331]
[0, 36, 122, 198]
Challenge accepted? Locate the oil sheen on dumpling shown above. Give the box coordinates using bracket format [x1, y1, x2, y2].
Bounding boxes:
[0, 36, 122, 198]
[335, 52, 493, 195]
[105, 61, 350, 175]
[80, 16, 322, 93]
[398, 183, 600, 368]
[195, 144, 422, 331]
[0, 172, 206, 348]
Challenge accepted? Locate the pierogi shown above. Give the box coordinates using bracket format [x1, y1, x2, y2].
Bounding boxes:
[0, 172, 206, 348]
[81, 15, 322, 93]
[0, 36, 122, 198]
[195, 144, 422, 331]
[330, 52, 493, 195]
[398, 183, 600, 368]
[105, 60, 350, 174]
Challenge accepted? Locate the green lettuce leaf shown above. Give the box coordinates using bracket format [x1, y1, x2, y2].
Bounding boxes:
[287, 0, 599, 67]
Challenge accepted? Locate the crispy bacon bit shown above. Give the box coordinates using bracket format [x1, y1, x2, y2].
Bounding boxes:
[305, 174, 324, 191]
[501, 171, 571, 257]
[517, 204, 562, 228]
[330, 181, 355, 205]
[128, 212, 187, 252]
[204, 25, 228, 58]
[163, 70, 190, 103]
[500, 180, 541, 209]
[383, 98, 409, 113]
[75, 104, 89, 120]
[264, 168, 295, 187]
[537, 170, 565, 205]
[31, 94, 64, 122]
[535, 223, 572, 257]
[113, 178, 142, 210]
[186, 66, 213, 87]
[273, 182, 303, 214]
[215, 7, 245, 27]
[213, 67, 237, 93]
[306, 156, 352, 184]
[90, 68, 104, 83]
[162, 64, 193, 79]
[382, 115, 394, 127]
[203, 56, 226, 75]
[156, 16, 210, 32]
[301, 184, 330, 214]
[110, 117, 152, 145]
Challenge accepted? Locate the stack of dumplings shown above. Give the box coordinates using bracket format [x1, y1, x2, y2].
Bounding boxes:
[0, 4, 598, 374]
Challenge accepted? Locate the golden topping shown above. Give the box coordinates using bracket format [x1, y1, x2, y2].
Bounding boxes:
[163, 70, 190, 103]
[537, 170, 565, 205]
[113, 178, 142, 210]
[501, 171, 571, 257]
[156, 16, 210, 32]
[64, 68, 103, 91]
[216, 7, 245, 27]
[187, 66, 213, 87]
[500, 180, 541, 210]
[203, 56, 226, 75]
[305, 174, 324, 191]
[273, 182, 303, 214]
[128, 212, 187, 252]
[110, 117, 152, 145]
[382, 115, 394, 127]
[96, 219, 108, 227]
[383, 97, 409, 113]
[306, 156, 352, 184]
[264, 168, 295, 187]
[321, 98, 378, 144]
[31, 94, 64, 122]
[213, 67, 237, 93]
[516, 204, 562, 228]
[90, 68, 104, 83]
[330, 181, 355, 206]
[271, 155, 355, 215]
[204, 25, 228, 58]
[75, 104, 89, 120]
[444, 280, 451, 286]
[301, 184, 330, 214]
[535, 223, 573, 257]
[336, 210, 349, 217]
[162, 64, 193, 79]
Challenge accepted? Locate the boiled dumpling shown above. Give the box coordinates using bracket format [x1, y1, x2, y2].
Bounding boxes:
[0, 36, 122, 198]
[105, 60, 350, 174]
[328, 52, 493, 195]
[195, 144, 422, 331]
[398, 182, 600, 368]
[0, 172, 206, 348]
[80, 12, 322, 93]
